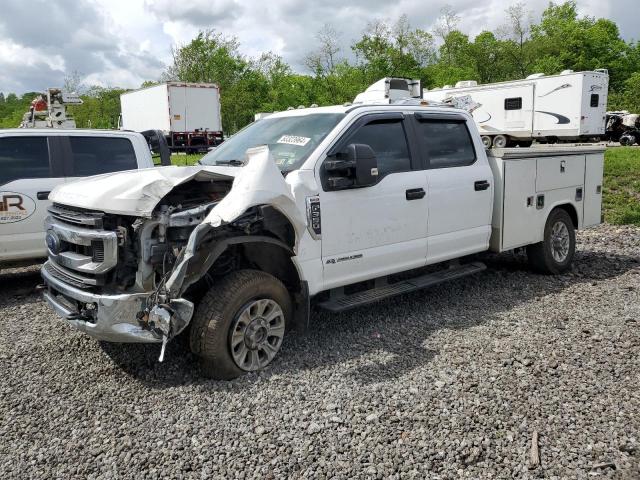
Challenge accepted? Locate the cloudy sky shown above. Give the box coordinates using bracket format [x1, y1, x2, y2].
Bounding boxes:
[0, 0, 637, 95]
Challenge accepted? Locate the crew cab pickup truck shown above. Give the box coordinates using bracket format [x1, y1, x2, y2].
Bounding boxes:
[41, 95, 605, 379]
[0, 129, 168, 268]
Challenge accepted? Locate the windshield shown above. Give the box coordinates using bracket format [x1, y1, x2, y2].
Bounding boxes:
[200, 113, 345, 172]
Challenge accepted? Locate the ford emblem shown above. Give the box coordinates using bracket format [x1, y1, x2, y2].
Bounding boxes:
[46, 231, 60, 255]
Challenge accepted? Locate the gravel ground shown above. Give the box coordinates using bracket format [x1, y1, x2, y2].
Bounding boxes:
[1, 224, 638, 479]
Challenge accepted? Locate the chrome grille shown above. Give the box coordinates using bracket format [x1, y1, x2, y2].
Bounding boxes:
[43, 262, 96, 290]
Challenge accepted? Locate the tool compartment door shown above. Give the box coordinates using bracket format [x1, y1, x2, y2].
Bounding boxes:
[583, 153, 604, 227]
[535, 155, 585, 192]
[502, 159, 539, 250]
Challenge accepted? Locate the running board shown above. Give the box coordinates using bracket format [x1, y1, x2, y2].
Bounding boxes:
[317, 261, 486, 313]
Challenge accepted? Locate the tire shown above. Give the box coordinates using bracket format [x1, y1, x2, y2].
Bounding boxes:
[619, 134, 634, 146]
[189, 270, 292, 380]
[527, 209, 576, 274]
[481, 136, 492, 149]
[493, 135, 508, 148]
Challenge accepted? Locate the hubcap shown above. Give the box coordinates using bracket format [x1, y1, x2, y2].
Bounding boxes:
[550, 221, 570, 263]
[229, 299, 285, 371]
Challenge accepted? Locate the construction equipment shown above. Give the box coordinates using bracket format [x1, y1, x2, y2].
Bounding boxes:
[20, 88, 83, 129]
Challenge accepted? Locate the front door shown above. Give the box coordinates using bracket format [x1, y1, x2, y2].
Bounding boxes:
[319, 114, 429, 289]
[410, 114, 493, 264]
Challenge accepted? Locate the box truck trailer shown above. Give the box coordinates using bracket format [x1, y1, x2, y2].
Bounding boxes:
[422, 70, 609, 148]
[120, 83, 223, 152]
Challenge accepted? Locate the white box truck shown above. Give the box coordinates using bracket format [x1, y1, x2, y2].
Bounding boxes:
[120, 83, 223, 152]
[423, 70, 609, 148]
[41, 78, 606, 379]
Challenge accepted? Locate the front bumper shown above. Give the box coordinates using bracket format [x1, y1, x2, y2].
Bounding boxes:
[41, 261, 193, 343]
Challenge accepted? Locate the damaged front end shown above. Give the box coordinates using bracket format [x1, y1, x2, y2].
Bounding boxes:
[42, 146, 306, 357]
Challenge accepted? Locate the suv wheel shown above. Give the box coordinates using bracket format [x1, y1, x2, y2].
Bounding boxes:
[189, 270, 291, 379]
[527, 208, 576, 274]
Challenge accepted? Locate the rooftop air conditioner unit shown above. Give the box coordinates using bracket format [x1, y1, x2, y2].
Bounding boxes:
[455, 80, 478, 88]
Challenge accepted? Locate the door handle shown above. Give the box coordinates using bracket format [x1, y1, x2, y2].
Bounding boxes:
[37, 191, 51, 200]
[474, 180, 490, 191]
[406, 188, 426, 200]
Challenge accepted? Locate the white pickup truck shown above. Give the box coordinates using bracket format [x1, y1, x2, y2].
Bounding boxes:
[0, 129, 168, 268]
[41, 88, 605, 379]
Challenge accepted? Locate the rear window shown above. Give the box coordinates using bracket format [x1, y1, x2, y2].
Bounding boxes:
[414, 120, 476, 168]
[0, 136, 50, 185]
[69, 137, 137, 176]
[590, 94, 599, 107]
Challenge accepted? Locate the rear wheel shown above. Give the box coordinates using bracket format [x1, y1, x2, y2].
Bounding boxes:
[527, 209, 576, 274]
[493, 135, 508, 148]
[481, 136, 492, 149]
[189, 270, 291, 379]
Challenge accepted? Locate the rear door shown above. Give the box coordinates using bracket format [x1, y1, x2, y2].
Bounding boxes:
[0, 135, 65, 262]
[168, 85, 187, 132]
[411, 113, 493, 264]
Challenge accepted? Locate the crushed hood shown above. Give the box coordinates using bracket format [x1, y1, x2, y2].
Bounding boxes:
[48, 147, 306, 236]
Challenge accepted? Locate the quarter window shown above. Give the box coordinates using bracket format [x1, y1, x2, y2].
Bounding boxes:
[69, 137, 137, 176]
[505, 97, 522, 110]
[0, 136, 50, 185]
[590, 94, 599, 107]
[344, 120, 410, 177]
[414, 119, 476, 169]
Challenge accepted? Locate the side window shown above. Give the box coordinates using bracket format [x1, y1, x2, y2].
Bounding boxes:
[415, 119, 476, 169]
[590, 94, 599, 107]
[505, 97, 522, 110]
[345, 120, 410, 177]
[69, 137, 137, 176]
[0, 136, 50, 185]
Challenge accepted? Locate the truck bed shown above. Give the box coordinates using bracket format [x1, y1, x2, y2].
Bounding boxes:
[487, 144, 606, 252]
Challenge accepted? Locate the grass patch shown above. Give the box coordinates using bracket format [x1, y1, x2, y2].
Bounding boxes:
[603, 147, 640, 226]
[167, 147, 640, 226]
[169, 153, 204, 166]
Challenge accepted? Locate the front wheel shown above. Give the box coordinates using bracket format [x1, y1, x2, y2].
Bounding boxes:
[527, 209, 576, 274]
[189, 270, 291, 379]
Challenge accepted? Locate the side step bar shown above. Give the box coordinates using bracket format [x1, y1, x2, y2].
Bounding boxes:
[317, 261, 486, 313]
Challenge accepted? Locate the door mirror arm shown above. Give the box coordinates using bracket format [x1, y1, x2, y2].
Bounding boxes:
[324, 143, 378, 190]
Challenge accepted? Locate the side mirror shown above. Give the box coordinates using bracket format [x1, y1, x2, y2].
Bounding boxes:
[141, 129, 171, 166]
[325, 143, 378, 190]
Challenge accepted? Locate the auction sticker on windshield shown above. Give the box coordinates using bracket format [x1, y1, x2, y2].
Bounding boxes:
[277, 135, 310, 146]
[0, 192, 36, 223]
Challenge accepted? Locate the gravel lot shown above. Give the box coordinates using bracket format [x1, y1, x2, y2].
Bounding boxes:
[1, 224, 638, 479]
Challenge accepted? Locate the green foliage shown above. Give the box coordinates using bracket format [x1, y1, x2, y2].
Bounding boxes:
[603, 147, 640, 225]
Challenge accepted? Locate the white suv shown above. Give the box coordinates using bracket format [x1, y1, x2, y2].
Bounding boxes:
[0, 129, 156, 268]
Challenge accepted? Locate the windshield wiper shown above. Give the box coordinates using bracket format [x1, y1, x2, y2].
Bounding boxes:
[215, 159, 244, 166]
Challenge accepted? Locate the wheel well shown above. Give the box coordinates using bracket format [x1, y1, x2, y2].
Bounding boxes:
[241, 242, 301, 293]
[554, 204, 578, 229]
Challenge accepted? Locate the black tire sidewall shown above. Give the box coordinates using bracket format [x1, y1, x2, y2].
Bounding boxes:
[542, 210, 576, 273]
[189, 270, 292, 379]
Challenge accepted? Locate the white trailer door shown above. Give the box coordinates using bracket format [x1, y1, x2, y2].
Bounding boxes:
[185, 87, 221, 131]
[168, 85, 187, 132]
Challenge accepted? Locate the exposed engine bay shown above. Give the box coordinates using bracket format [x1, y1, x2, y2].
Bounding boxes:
[42, 146, 307, 358]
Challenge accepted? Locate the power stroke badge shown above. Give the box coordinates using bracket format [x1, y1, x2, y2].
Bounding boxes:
[0, 192, 36, 224]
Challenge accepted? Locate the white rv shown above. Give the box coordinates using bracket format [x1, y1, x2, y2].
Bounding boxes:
[423, 70, 609, 148]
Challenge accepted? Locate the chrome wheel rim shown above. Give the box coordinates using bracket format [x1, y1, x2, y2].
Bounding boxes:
[550, 221, 570, 263]
[230, 299, 285, 371]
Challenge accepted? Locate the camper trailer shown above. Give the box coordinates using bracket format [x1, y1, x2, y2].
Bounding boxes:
[423, 70, 609, 148]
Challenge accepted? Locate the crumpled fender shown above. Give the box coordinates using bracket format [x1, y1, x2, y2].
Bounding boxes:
[165, 146, 306, 294]
[204, 145, 306, 234]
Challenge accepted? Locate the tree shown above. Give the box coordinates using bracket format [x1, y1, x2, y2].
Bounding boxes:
[0, 93, 4, 104]
[498, 2, 535, 77]
[434, 5, 460, 64]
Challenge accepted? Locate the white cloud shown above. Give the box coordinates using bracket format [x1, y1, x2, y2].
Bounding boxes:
[0, 0, 637, 95]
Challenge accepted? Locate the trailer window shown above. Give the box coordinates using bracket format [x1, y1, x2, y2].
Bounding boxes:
[414, 120, 476, 169]
[68, 137, 137, 176]
[504, 97, 522, 110]
[0, 136, 51, 186]
[590, 94, 599, 107]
